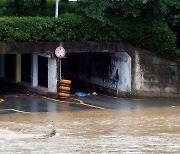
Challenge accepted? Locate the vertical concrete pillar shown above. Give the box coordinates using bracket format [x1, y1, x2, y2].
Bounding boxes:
[31, 54, 38, 87]
[16, 54, 21, 82]
[48, 58, 57, 93]
[0, 54, 5, 78]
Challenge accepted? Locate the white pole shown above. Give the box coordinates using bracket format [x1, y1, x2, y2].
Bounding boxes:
[55, 0, 61, 96]
[55, 0, 59, 18]
[31, 54, 38, 87]
[55, 0, 61, 79]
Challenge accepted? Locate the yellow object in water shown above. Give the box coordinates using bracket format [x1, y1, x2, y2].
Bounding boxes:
[0, 98, 4, 103]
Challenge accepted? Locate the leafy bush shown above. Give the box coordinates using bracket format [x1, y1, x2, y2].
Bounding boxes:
[110, 17, 178, 56]
[0, 13, 178, 57]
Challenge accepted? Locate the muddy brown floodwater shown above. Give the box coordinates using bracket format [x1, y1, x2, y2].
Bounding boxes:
[0, 106, 180, 154]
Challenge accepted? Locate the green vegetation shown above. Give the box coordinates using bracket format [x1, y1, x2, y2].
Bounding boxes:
[77, 0, 180, 27]
[0, 0, 179, 57]
[1, 0, 179, 27]
[0, 14, 177, 57]
[0, 0, 78, 17]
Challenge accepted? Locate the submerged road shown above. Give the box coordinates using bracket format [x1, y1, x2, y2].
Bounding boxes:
[0, 80, 96, 112]
[77, 94, 180, 110]
[0, 95, 180, 153]
[1, 84, 180, 113]
[0, 79, 180, 113]
[1, 81, 180, 153]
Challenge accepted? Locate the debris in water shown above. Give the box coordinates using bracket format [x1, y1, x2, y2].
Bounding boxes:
[73, 91, 88, 97]
[92, 92, 97, 96]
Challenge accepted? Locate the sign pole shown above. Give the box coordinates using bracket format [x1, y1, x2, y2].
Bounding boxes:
[54, 46, 66, 96]
[55, 0, 59, 96]
[59, 57, 61, 79]
[57, 58, 60, 96]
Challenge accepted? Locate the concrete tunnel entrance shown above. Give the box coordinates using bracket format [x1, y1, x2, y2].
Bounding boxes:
[0, 51, 132, 96]
[61, 52, 132, 95]
[0, 53, 48, 90]
[21, 54, 48, 88]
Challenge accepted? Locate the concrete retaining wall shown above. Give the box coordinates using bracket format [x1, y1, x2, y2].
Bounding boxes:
[132, 50, 180, 97]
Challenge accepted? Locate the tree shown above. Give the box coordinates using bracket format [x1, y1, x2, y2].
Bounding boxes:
[61, 0, 69, 3]
[77, 0, 180, 52]
[40, 0, 46, 5]
[77, 0, 112, 24]
[14, 0, 19, 7]
[77, 0, 180, 27]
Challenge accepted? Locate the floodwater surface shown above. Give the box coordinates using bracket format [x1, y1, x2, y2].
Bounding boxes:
[0, 106, 180, 153]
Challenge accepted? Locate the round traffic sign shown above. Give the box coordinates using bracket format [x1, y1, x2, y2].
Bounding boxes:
[55, 46, 66, 58]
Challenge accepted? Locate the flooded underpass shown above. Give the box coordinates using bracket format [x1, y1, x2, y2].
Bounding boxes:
[0, 79, 180, 153]
[0, 104, 180, 153]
